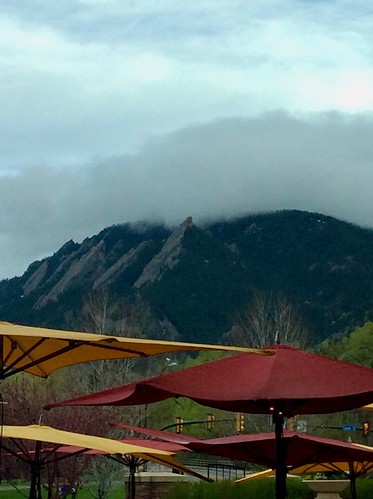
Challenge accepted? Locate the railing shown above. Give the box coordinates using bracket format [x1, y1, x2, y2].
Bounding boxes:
[178, 457, 249, 480]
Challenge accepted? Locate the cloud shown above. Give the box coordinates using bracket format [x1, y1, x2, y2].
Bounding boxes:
[1, 2, 373, 278]
[2, 1, 373, 171]
[1, 111, 373, 279]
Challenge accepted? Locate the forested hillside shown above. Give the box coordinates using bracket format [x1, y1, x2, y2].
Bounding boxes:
[1, 210, 372, 344]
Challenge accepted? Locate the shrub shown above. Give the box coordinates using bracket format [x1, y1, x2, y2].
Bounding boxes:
[165, 477, 314, 498]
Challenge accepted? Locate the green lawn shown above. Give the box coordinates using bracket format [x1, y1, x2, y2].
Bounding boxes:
[166, 477, 373, 499]
[0, 484, 126, 498]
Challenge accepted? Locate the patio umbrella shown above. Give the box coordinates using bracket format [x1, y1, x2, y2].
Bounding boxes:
[0, 321, 271, 379]
[111, 424, 373, 499]
[186, 431, 373, 499]
[236, 459, 373, 499]
[362, 403, 373, 411]
[0, 424, 204, 499]
[111, 422, 204, 445]
[236, 460, 373, 486]
[45, 345, 373, 499]
[58, 437, 208, 499]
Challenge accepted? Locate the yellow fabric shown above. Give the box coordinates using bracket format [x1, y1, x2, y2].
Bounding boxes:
[1, 424, 210, 480]
[1, 424, 171, 457]
[0, 321, 273, 378]
[236, 469, 275, 481]
[362, 403, 373, 411]
[236, 461, 373, 483]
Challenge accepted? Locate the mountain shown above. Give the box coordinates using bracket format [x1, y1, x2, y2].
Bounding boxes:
[1, 210, 373, 344]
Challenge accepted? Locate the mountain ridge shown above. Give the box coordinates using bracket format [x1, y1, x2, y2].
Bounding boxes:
[1, 210, 372, 344]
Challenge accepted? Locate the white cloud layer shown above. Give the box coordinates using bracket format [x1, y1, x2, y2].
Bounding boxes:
[1, 112, 373, 278]
[1, 1, 373, 277]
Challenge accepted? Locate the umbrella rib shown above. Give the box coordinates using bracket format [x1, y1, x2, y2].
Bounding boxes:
[2, 340, 17, 369]
[52, 447, 89, 464]
[1, 440, 32, 464]
[78, 341, 150, 357]
[2, 339, 151, 378]
[110, 454, 145, 468]
[363, 462, 373, 474]
[34, 444, 81, 465]
[2, 338, 49, 377]
[348, 461, 373, 476]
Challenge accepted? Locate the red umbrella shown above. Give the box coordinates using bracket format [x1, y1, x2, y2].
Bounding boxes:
[112, 424, 373, 499]
[46, 345, 373, 499]
[111, 423, 204, 445]
[46, 345, 373, 415]
[113, 423, 373, 471]
[195, 434, 373, 499]
[58, 437, 205, 499]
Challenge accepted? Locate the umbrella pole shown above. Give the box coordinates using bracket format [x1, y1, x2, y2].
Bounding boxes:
[350, 474, 357, 499]
[29, 463, 38, 499]
[274, 414, 287, 499]
[29, 441, 42, 499]
[128, 459, 136, 499]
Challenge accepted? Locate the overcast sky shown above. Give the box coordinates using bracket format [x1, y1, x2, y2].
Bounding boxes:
[1, 0, 373, 279]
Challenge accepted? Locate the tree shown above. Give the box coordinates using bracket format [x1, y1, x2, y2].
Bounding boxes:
[224, 291, 309, 348]
[221, 292, 309, 434]
[317, 321, 373, 368]
[66, 290, 167, 497]
[300, 322, 373, 444]
[0, 373, 106, 498]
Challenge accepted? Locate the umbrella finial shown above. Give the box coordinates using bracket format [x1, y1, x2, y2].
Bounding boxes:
[275, 330, 280, 345]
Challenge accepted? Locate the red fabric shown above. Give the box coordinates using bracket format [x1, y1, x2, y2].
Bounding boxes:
[109, 425, 373, 471]
[46, 345, 373, 417]
[188, 432, 373, 469]
[112, 423, 204, 445]
[57, 438, 189, 454]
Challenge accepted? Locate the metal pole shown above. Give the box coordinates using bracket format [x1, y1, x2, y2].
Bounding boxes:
[128, 459, 137, 499]
[274, 414, 287, 499]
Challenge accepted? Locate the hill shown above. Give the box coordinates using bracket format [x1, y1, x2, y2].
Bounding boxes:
[0, 210, 372, 344]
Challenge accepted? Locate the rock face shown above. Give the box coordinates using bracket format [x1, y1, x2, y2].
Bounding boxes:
[35, 240, 107, 309]
[19, 218, 193, 310]
[134, 217, 193, 288]
[0, 210, 372, 344]
[93, 241, 150, 290]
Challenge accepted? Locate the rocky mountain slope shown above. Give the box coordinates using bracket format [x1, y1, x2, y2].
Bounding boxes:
[1, 210, 372, 344]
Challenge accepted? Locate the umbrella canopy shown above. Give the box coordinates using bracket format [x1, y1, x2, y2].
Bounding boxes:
[112, 424, 373, 499]
[236, 459, 373, 499]
[113, 424, 373, 499]
[60, 437, 191, 454]
[0, 321, 271, 379]
[362, 403, 373, 411]
[110, 424, 373, 472]
[0, 424, 203, 499]
[57, 437, 210, 499]
[46, 345, 373, 417]
[111, 423, 204, 446]
[236, 460, 373, 482]
[45, 345, 373, 499]
[1, 423, 177, 462]
[188, 432, 373, 470]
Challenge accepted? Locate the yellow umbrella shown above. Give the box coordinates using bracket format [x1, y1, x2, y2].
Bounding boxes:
[1, 424, 179, 457]
[361, 403, 373, 411]
[236, 461, 373, 482]
[0, 321, 272, 379]
[1, 424, 210, 499]
[236, 457, 373, 499]
[234, 437, 373, 499]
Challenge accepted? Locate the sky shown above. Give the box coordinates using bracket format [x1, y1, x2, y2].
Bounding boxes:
[1, 0, 373, 279]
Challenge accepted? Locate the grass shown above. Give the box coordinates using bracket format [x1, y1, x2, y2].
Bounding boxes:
[2, 477, 372, 498]
[0, 483, 126, 498]
[166, 477, 314, 498]
[165, 477, 373, 498]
